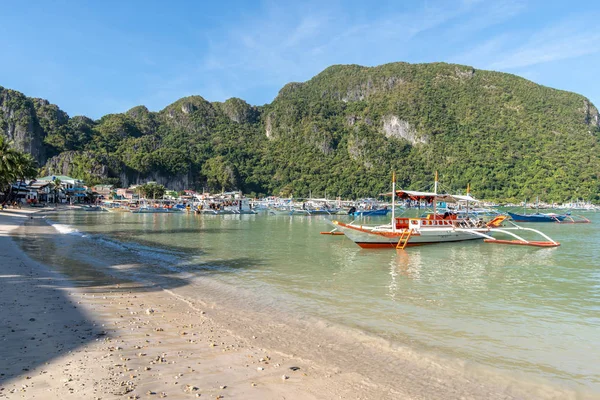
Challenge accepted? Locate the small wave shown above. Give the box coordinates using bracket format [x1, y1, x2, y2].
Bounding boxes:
[91, 236, 185, 264]
[45, 218, 186, 264]
[46, 220, 84, 236]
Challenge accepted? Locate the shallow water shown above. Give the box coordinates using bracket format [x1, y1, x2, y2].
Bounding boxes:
[15, 209, 600, 395]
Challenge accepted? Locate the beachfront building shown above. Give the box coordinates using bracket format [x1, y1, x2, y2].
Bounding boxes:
[26, 181, 54, 203]
[91, 184, 114, 197]
[37, 175, 86, 204]
[115, 187, 138, 200]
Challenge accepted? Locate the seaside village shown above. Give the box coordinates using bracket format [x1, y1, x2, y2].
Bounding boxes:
[1, 175, 255, 213]
[2, 174, 599, 216]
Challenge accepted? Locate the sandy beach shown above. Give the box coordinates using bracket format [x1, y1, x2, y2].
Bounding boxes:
[0, 209, 363, 400]
[0, 208, 589, 400]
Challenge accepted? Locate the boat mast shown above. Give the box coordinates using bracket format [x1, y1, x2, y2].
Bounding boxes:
[433, 171, 438, 215]
[391, 171, 396, 233]
[466, 183, 470, 218]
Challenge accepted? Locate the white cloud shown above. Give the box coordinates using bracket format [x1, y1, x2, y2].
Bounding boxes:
[454, 13, 600, 71]
[490, 35, 600, 69]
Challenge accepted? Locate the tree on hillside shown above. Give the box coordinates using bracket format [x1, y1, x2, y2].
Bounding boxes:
[138, 182, 166, 199]
[204, 156, 238, 193]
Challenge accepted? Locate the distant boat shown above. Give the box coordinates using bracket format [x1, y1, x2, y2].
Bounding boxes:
[349, 208, 390, 217]
[195, 197, 256, 215]
[290, 201, 340, 216]
[131, 206, 180, 213]
[504, 211, 594, 224]
[507, 212, 567, 223]
[348, 199, 391, 217]
[81, 205, 103, 211]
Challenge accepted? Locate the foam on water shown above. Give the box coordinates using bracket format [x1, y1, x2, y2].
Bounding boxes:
[90, 236, 185, 264]
[46, 219, 83, 236]
[44, 218, 186, 265]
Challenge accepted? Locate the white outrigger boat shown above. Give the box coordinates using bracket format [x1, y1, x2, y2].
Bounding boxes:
[330, 173, 560, 249]
[195, 197, 256, 215]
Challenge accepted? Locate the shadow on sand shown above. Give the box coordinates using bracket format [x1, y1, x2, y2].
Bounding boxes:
[0, 217, 264, 386]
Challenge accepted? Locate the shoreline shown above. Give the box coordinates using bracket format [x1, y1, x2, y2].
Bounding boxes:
[0, 209, 344, 399]
[0, 209, 593, 399]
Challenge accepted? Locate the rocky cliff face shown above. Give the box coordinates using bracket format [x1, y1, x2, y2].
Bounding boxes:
[381, 115, 427, 145]
[0, 87, 46, 163]
[118, 170, 191, 191]
[42, 151, 110, 177]
[216, 98, 260, 124]
[582, 99, 600, 128]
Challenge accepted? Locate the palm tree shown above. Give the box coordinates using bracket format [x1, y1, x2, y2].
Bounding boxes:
[0, 137, 19, 185]
[49, 178, 62, 203]
[0, 136, 37, 202]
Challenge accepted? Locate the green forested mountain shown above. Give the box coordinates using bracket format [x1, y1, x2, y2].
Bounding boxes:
[1, 62, 599, 202]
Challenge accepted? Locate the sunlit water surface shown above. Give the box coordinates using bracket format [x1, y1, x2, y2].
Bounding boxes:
[15, 210, 600, 393]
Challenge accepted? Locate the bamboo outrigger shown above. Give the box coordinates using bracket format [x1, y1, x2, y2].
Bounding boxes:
[329, 173, 560, 249]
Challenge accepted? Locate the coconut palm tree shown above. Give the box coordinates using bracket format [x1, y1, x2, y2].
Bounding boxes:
[0, 136, 37, 202]
[49, 178, 63, 203]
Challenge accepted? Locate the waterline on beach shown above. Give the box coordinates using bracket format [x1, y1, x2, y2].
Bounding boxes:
[13, 210, 600, 397]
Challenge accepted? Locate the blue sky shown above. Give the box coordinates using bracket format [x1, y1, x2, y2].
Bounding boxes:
[1, 0, 599, 119]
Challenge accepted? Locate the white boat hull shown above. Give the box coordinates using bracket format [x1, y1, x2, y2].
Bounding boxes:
[333, 221, 485, 248]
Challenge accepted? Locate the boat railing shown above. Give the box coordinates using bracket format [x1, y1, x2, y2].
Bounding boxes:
[404, 217, 485, 229]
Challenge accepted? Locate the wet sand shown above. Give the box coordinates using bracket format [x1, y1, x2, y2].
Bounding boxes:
[0, 209, 374, 399]
[0, 209, 589, 399]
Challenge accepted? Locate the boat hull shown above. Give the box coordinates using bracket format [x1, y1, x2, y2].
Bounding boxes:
[507, 212, 566, 222]
[82, 206, 102, 211]
[334, 222, 484, 248]
[349, 209, 390, 217]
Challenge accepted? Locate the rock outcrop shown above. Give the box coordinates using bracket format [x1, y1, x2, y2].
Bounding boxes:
[0, 87, 46, 163]
[381, 115, 426, 145]
[217, 98, 259, 124]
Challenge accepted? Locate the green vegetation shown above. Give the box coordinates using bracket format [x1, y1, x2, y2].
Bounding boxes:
[137, 182, 166, 199]
[0, 136, 37, 202]
[1, 62, 599, 202]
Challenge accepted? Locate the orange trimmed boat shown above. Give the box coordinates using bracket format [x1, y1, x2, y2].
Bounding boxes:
[330, 174, 560, 249]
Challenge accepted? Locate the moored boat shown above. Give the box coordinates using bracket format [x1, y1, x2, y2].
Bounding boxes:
[81, 205, 103, 211]
[507, 212, 567, 223]
[195, 195, 256, 215]
[330, 173, 560, 249]
[348, 199, 391, 217]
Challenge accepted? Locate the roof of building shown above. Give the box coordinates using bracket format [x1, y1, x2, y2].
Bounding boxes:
[28, 182, 51, 189]
[37, 175, 82, 182]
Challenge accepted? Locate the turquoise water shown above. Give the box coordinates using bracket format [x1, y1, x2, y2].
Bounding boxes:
[18, 210, 600, 394]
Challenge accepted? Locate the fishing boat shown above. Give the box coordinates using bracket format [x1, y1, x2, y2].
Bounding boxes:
[507, 196, 590, 223]
[507, 211, 590, 224]
[81, 205, 103, 211]
[130, 200, 182, 213]
[507, 211, 567, 223]
[131, 206, 181, 213]
[289, 199, 340, 216]
[348, 199, 391, 217]
[102, 200, 131, 212]
[195, 196, 256, 214]
[329, 173, 560, 249]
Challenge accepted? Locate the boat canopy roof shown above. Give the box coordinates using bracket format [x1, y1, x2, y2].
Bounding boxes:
[380, 190, 480, 203]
